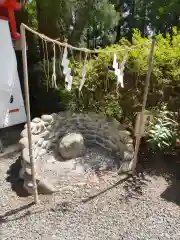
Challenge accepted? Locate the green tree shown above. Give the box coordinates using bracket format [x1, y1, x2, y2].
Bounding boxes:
[112, 0, 180, 41]
[25, 0, 38, 28]
[35, 0, 119, 47]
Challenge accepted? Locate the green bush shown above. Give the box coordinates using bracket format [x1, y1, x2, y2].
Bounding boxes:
[147, 105, 179, 151]
[62, 28, 180, 125]
[31, 28, 180, 148]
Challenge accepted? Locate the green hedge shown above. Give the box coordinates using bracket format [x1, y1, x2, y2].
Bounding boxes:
[31, 28, 180, 125]
[56, 28, 178, 126]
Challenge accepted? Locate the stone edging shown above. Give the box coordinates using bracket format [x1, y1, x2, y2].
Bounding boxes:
[19, 112, 134, 194]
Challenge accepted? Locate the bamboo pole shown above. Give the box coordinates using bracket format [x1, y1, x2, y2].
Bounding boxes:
[131, 38, 156, 173]
[20, 24, 39, 203]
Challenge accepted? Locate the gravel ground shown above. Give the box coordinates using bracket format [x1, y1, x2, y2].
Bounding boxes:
[1, 149, 180, 240]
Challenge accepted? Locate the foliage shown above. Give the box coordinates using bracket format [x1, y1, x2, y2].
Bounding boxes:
[111, 0, 180, 40]
[35, 0, 119, 47]
[16, 0, 180, 154]
[23, 0, 180, 47]
[81, 0, 119, 48]
[147, 105, 178, 151]
[29, 28, 180, 129]
[61, 29, 180, 122]
[25, 0, 38, 29]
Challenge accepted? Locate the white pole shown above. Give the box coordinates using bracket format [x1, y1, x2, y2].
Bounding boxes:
[131, 39, 156, 172]
[20, 24, 39, 203]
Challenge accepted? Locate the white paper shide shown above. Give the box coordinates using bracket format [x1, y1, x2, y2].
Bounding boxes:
[112, 53, 126, 89]
[61, 44, 73, 91]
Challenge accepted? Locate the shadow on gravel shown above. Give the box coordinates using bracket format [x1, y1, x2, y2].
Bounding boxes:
[161, 179, 180, 205]
[82, 172, 152, 204]
[6, 157, 29, 197]
[0, 202, 34, 223]
[135, 142, 180, 205]
[82, 143, 180, 204]
[137, 149, 180, 182]
[82, 176, 130, 203]
[0, 203, 43, 223]
[122, 173, 151, 197]
[0, 201, 72, 223]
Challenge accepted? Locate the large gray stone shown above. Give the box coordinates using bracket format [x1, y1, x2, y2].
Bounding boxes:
[24, 179, 56, 195]
[32, 118, 41, 123]
[23, 173, 57, 194]
[21, 129, 28, 138]
[37, 138, 44, 147]
[19, 136, 40, 149]
[19, 138, 29, 149]
[25, 167, 41, 179]
[37, 178, 57, 194]
[42, 140, 49, 149]
[22, 148, 31, 163]
[32, 135, 41, 143]
[24, 122, 36, 129]
[22, 148, 39, 164]
[41, 115, 53, 123]
[24, 181, 34, 195]
[59, 133, 85, 160]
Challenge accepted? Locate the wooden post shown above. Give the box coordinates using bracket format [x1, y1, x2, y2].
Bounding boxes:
[131, 39, 156, 172]
[20, 24, 39, 203]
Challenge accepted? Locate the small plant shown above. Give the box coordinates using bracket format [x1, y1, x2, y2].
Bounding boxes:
[147, 105, 178, 151]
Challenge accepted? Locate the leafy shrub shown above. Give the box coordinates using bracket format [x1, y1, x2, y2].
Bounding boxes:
[147, 105, 178, 151]
[64, 28, 180, 127]
[30, 28, 180, 137]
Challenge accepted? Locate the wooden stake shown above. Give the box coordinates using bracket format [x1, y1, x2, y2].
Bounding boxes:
[20, 24, 39, 203]
[131, 39, 156, 172]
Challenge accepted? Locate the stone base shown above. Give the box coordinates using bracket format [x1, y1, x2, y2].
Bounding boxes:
[19, 112, 134, 195]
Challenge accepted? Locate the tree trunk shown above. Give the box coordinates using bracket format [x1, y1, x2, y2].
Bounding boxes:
[69, 9, 89, 46]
